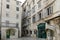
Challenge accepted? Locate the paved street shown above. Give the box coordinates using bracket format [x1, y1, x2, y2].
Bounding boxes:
[6, 37, 46, 40]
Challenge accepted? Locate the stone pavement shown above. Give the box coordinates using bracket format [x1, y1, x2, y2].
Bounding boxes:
[6, 37, 46, 40]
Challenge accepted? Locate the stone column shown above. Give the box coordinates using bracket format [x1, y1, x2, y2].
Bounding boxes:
[28, 30, 30, 36]
[55, 17, 60, 40]
[56, 26, 60, 40]
[47, 30, 51, 40]
[32, 30, 34, 37]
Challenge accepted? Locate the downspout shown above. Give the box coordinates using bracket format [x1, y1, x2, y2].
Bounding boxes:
[0, 0, 2, 40]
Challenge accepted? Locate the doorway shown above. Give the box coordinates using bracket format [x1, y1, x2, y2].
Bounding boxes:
[47, 30, 54, 40]
[6, 29, 15, 39]
[6, 30, 10, 38]
[37, 23, 47, 38]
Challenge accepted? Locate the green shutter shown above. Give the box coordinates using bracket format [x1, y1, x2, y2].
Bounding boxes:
[6, 30, 10, 38]
[37, 23, 47, 38]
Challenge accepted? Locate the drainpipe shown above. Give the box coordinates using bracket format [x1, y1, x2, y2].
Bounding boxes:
[0, 0, 2, 40]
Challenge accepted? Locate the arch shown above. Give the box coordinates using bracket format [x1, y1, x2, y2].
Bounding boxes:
[46, 29, 54, 32]
[46, 29, 55, 40]
[6, 29, 16, 38]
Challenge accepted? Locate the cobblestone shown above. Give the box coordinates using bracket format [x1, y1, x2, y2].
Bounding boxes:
[6, 37, 46, 40]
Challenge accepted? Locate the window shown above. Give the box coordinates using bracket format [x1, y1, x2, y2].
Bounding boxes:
[34, 30, 37, 34]
[32, 6, 35, 13]
[6, 13, 9, 17]
[28, 18, 31, 24]
[27, 19, 29, 25]
[16, 23, 19, 27]
[46, 21, 50, 24]
[16, 1, 19, 5]
[11, 30, 15, 35]
[26, 30, 28, 34]
[6, 4, 9, 9]
[47, 6, 53, 15]
[33, 0, 35, 4]
[6, 21, 9, 24]
[30, 30, 32, 34]
[28, 10, 31, 16]
[7, 0, 10, 2]
[16, 14, 19, 19]
[27, 2, 28, 6]
[50, 30, 54, 36]
[29, 5, 31, 9]
[37, 1, 41, 8]
[47, 7, 50, 15]
[23, 8, 26, 12]
[32, 15, 36, 23]
[6, 21, 9, 26]
[39, 13, 41, 20]
[16, 7, 19, 11]
[15, 0, 16, 1]
[45, 0, 48, 2]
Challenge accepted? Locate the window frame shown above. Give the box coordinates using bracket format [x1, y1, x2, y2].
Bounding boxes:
[32, 15, 36, 23]
[16, 7, 19, 11]
[6, 0, 10, 2]
[6, 4, 10, 9]
[37, 0, 41, 8]
[32, 6, 35, 13]
[16, 14, 19, 19]
[47, 6, 53, 15]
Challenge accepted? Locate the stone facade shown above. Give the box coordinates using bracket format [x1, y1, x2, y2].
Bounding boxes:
[0, 0, 22, 39]
[22, 0, 60, 40]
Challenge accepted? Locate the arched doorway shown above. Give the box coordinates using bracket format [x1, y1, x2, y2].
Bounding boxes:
[6, 29, 16, 38]
[47, 29, 54, 40]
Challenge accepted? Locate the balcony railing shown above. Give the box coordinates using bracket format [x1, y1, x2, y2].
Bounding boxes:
[1, 22, 17, 28]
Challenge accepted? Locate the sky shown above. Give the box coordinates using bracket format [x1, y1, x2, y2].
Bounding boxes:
[18, 0, 25, 4]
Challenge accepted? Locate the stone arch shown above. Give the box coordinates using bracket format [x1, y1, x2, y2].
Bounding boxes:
[46, 29, 55, 40]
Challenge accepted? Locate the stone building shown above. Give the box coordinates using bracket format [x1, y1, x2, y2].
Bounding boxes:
[0, 0, 22, 40]
[22, 0, 60, 40]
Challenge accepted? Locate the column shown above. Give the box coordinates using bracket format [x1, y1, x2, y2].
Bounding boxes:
[32, 30, 34, 37]
[47, 30, 51, 40]
[28, 30, 30, 36]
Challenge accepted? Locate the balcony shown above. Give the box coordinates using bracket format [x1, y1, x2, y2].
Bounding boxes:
[46, 23, 56, 31]
[1, 22, 17, 28]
